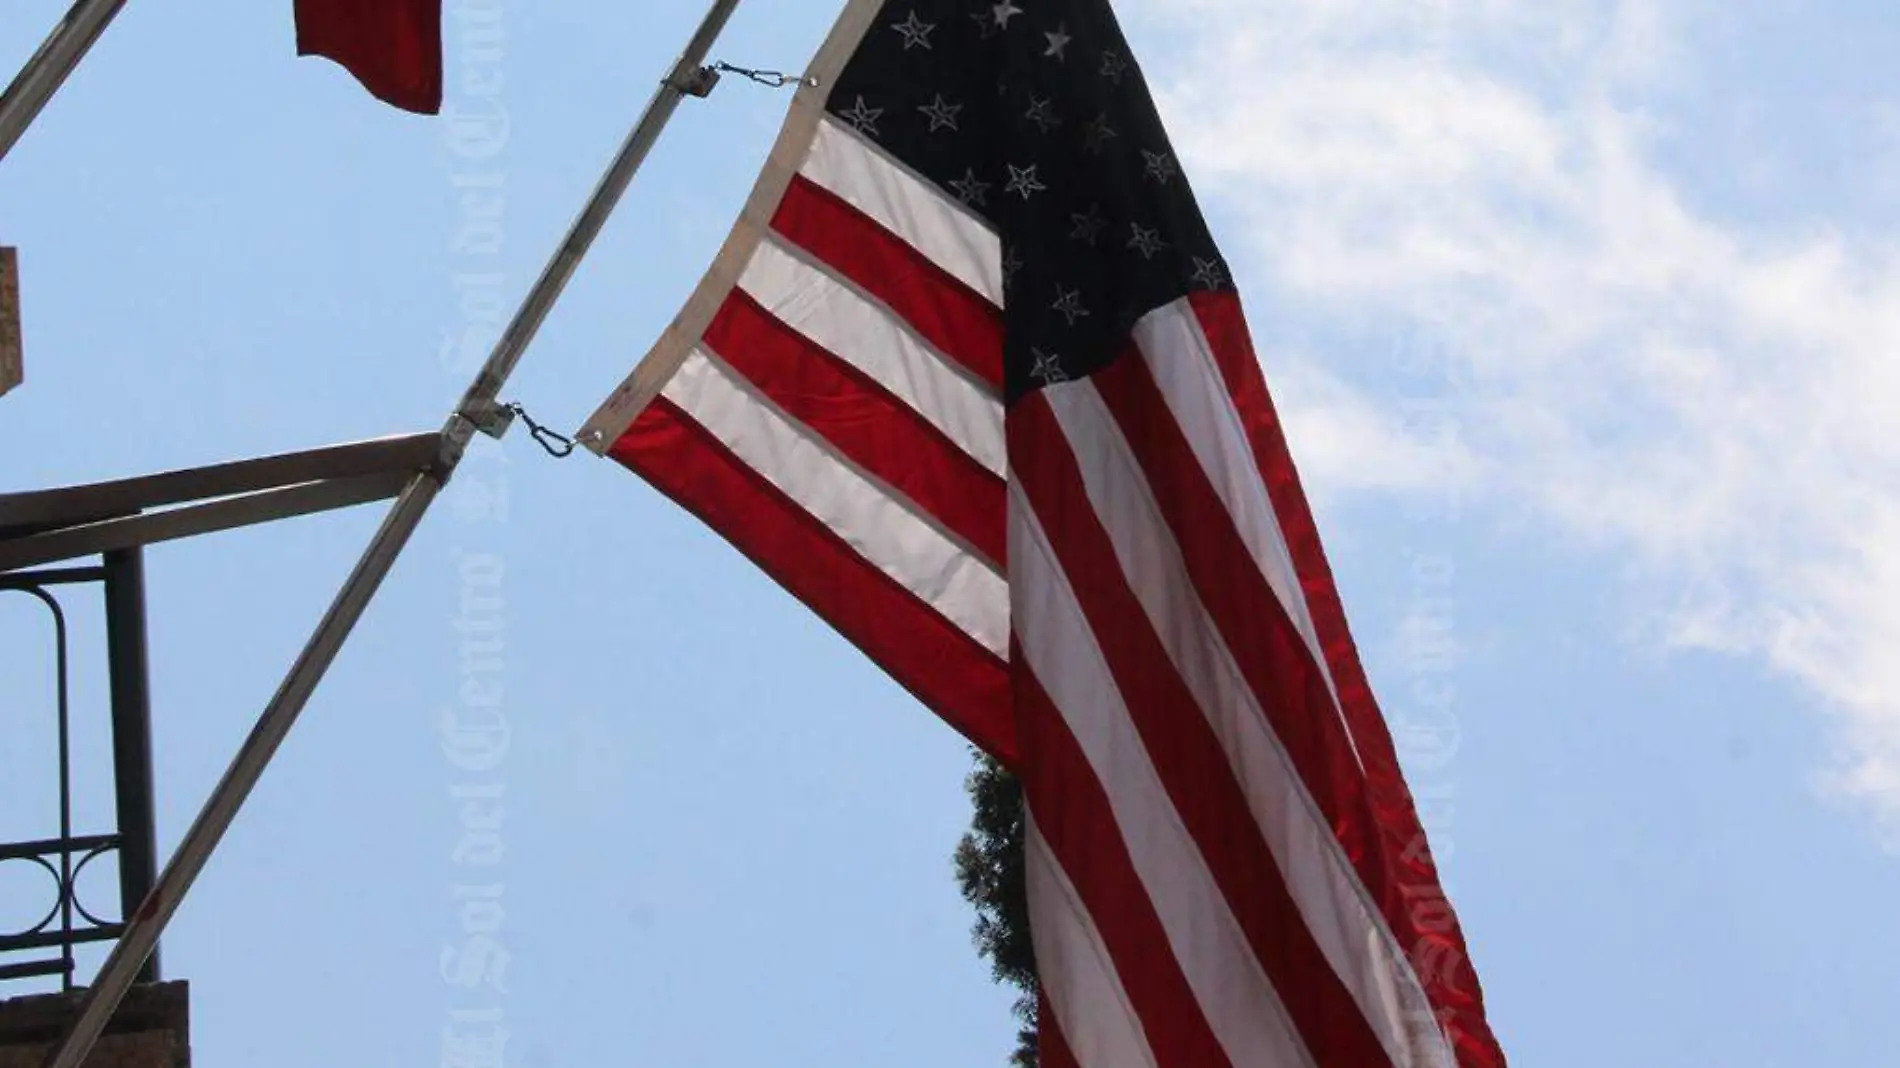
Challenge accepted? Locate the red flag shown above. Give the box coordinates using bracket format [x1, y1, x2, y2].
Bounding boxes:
[294, 0, 442, 114]
[583, 2, 1507, 1067]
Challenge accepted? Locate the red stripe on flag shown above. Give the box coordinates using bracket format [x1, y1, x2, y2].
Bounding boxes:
[704, 291, 1006, 565]
[1188, 292, 1505, 1068]
[1036, 989, 1081, 1068]
[1013, 394, 1397, 1068]
[771, 176, 1006, 392]
[1013, 653, 1234, 1068]
[1088, 353, 1383, 871]
[610, 400, 1015, 761]
[294, 0, 443, 114]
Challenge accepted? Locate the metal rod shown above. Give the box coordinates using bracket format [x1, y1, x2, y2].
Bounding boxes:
[0, 925, 125, 955]
[0, 960, 76, 983]
[51, 585, 74, 990]
[2, 583, 82, 990]
[104, 547, 160, 983]
[39, 1, 744, 1062]
[0, 0, 132, 164]
[0, 833, 120, 860]
[0, 566, 106, 587]
[453, 0, 745, 415]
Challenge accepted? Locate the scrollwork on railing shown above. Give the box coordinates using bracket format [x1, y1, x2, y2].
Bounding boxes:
[0, 836, 127, 954]
[1, 851, 66, 945]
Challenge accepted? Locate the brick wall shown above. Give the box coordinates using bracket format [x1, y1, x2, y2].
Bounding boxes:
[0, 982, 188, 1068]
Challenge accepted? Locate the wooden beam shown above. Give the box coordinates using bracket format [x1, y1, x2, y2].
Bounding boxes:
[0, 471, 413, 573]
[0, 431, 442, 533]
[0, 247, 19, 398]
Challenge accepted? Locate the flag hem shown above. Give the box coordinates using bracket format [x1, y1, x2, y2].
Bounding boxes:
[580, 0, 890, 455]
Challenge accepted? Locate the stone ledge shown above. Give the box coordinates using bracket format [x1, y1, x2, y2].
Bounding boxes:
[0, 982, 188, 1068]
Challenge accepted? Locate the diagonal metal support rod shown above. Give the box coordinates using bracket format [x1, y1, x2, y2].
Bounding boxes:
[0, 0, 132, 164]
[38, 1, 747, 1064]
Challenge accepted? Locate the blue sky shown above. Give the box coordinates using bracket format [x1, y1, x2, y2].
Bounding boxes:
[3, 1, 1898, 1065]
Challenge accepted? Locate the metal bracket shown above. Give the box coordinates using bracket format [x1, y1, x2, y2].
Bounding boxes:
[463, 399, 518, 440]
[669, 64, 723, 98]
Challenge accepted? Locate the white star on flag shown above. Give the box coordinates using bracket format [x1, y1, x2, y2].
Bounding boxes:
[949, 168, 992, 206]
[1052, 286, 1091, 325]
[1143, 148, 1178, 184]
[1005, 163, 1046, 200]
[890, 10, 936, 50]
[1045, 24, 1073, 60]
[1070, 205, 1109, 246]
[1192, 256, 1228, 289]
[1029, 347, 1068, 384]
[838, 95, 883, 135]
[1128, 222, 1166, 259]
[919, 94, 963, 132]
[1025, 95, 1060, 133]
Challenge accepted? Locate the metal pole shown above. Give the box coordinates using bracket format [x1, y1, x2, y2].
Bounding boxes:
[103, 547, 160, 983]
[452, 0, 745, 416]
[39, 2, 745, 1064]
[0, 0, 132, 164]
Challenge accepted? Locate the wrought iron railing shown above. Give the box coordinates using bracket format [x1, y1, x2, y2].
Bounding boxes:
[1, 557, 158, 990]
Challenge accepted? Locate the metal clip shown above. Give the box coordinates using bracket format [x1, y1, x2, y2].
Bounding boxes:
[708, 61, 815, 90]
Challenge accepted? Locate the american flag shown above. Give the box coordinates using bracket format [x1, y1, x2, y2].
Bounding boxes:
[582, 2, 1506, 1066]
[294, 0, 443, 114]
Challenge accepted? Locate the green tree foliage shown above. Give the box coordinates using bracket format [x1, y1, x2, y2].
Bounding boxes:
[954, 752, 1039, 1068]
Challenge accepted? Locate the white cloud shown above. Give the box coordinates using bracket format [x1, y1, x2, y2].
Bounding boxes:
[1266, 351, 1483, 504]
[1132, 0, 1900, 837]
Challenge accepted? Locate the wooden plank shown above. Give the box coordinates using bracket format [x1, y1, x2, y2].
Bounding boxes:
[0, 247, 19, 397]
[0, 431, 441, 532]
[0, 471, 413, 572]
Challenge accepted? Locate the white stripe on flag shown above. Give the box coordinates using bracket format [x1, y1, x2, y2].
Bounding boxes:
[1024, 816, 1160, 1068]
[660, 348, 1008, 655]
[1042, 380, 1457, 1068]
[1011, 482, 1318, 1068]
[1131, 301, 1337, 704]
[739, 237, 1007, 476]
[800, 118, 1004, 306]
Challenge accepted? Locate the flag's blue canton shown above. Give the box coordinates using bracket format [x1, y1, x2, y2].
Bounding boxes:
[827, 0, 1233, 403]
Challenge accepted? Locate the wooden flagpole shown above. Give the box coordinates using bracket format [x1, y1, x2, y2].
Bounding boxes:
[35, 2, 748, 1064]
[0, 0, 132, 163]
